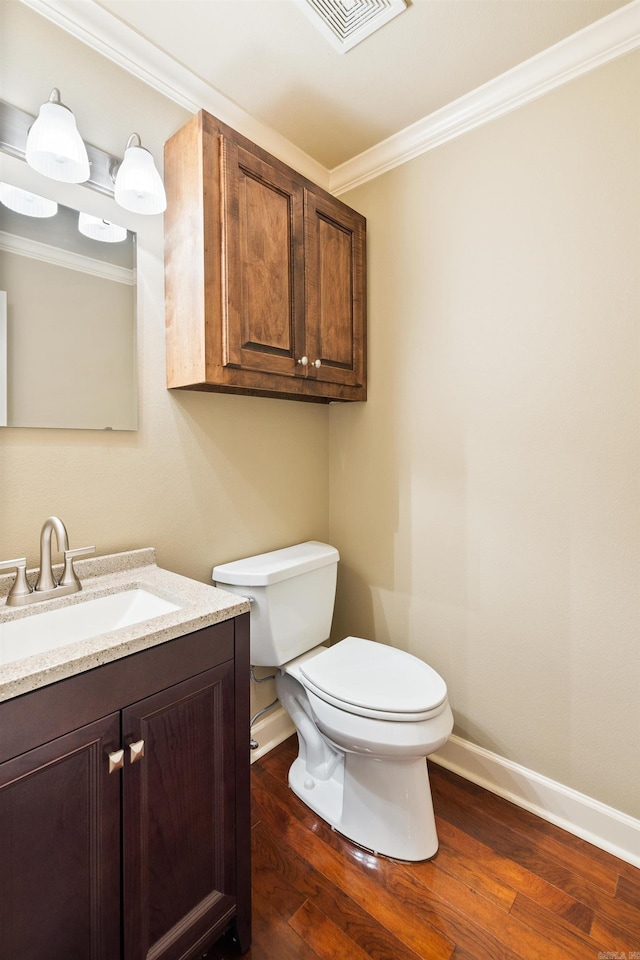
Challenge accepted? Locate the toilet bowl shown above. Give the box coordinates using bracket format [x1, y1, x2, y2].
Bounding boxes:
[278, 637, 453, 860]
[212, 541, 453, 861]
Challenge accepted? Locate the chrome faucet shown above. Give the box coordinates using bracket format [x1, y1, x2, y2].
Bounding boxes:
[0, 517, 94, 607]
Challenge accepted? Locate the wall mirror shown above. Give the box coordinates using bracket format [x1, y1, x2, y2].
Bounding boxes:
[0, 179, 137, 431]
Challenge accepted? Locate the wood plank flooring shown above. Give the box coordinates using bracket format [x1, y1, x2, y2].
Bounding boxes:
[210, 736, 640, 960]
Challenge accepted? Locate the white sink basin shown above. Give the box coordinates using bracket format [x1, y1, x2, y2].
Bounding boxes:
[0, 588, 182, 667]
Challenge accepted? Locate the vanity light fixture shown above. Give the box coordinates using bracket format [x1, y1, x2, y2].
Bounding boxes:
[113, 133, 167, 215]
[25, 88, 90, 184]
[0, 95, 165, 216]
[78, 212, 127, 243]
[0, 182, 58, 218]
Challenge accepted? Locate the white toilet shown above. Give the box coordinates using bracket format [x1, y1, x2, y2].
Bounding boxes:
[213, 541, 453, 861]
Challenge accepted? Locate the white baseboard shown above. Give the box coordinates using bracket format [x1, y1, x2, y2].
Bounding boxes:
[250, 705, 295, 763]
[430, 734, 640, 869]
[251, 710, 640, 869]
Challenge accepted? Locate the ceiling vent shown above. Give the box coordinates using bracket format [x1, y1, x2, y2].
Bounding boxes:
[298, 0, 407, 54]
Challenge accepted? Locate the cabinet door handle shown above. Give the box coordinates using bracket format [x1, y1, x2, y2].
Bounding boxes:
[129, 740, 145, 764]
[297, 356, 309, 366]
[311, 359, 322, 368]
[108, 749, 125, 774]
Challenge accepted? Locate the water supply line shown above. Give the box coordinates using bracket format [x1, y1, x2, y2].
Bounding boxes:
[249, 665, 278, 751]
[250, 665, 276, 684]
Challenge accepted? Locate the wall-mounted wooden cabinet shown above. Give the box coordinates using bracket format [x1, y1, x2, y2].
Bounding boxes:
[164, 111, 366, 403]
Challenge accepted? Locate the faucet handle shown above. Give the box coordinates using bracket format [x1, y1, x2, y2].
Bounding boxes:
[59, 545, 95, 588]
[0, 557, 33, 604]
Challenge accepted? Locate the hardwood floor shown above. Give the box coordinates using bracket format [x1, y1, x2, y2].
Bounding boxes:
[210, 736, 640, 960]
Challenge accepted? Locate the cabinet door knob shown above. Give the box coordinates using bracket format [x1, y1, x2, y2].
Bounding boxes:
[297, 356, 309, 366]
[129, 740, 145, 764]
[311, 359, 322, 368]
[108, 749, 125, 774]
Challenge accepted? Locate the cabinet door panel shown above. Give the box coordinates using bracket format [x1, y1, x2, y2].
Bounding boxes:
[317, 215, 355, 367]
[0, 714, 121, 960]
[304, 189, 366, 392]
[123, 662, 236, 960]
[222, 138, 305, 377]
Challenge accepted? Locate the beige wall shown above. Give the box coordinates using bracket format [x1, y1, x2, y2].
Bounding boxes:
[332, 51, 640, 818]
[2, 4, 638, 819]
[0, 4, 330, 718]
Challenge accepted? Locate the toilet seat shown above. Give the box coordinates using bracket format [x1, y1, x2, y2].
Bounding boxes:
[299, 636, 448, 722]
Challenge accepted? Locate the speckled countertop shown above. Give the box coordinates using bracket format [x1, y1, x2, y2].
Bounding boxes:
[0, 548, 249, 703]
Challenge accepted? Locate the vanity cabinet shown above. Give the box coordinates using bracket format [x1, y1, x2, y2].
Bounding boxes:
[164, 110, 366, 403]
[0, 615, 250, 960]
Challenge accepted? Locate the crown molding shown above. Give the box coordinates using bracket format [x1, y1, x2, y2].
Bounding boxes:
[18, 0, 640, 199]
[330, 0, 640, 194]
[16, 0, 330, 190]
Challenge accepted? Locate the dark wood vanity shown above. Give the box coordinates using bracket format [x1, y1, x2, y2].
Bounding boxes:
[0, 613, 251, 960]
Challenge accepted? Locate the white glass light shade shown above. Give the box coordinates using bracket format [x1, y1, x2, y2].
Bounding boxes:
[25, 98, 90, 184]
[78, 212, 127, 243]
[114, 143, 166, 215]
[0, 182, 58, 218]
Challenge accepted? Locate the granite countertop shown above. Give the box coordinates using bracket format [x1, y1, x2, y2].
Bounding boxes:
[0, 548, 249, 703]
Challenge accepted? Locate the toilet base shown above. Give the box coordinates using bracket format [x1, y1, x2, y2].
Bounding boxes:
[288, 751, 439, 861]
[277, 669, 444, 861]
[289, 754, 344, 828]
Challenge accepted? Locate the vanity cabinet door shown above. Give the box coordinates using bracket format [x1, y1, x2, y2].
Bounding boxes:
[122, 661, 237, 960]
[0, 713, 121, 960]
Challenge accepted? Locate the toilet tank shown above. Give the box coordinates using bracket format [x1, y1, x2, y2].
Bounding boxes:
[212, 541, 339, 666]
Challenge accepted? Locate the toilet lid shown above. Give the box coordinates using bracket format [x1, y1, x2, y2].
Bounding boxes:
[299, 636, 447, 719]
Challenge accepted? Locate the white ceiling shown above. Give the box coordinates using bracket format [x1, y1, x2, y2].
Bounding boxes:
[90, 0, 629, 169]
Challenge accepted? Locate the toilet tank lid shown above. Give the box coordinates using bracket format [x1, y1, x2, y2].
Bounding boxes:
[212, 541, 339, 586]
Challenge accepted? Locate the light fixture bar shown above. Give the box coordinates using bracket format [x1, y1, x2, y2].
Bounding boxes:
[0, 99, 118, 199]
